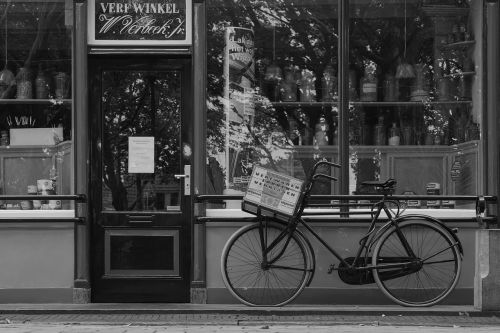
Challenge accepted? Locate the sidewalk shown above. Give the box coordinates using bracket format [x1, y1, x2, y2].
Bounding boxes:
[0, 304, 499, 327]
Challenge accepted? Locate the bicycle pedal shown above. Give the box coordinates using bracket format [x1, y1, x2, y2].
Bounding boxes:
[327, 264, 335, 274]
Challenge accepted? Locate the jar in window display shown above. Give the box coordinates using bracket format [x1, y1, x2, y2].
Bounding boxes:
[299, 69, 316, 102]
[314, 116, 329, 146]
[54, 72, 70, 99]
[35, 67, 50, 99]
[360, 65, 377, 102]
[279, 67, 297, 102]
[321, 65, 338, 102]
[16, 67, 33, 99]
[0, 67, 15, 99]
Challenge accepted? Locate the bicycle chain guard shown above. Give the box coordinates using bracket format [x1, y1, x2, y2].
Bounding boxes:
[337, 257, 375, 285]
[338, 256, 421, 285]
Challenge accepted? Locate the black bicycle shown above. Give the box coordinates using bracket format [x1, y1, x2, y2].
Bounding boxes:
[221, 161, 463, 307]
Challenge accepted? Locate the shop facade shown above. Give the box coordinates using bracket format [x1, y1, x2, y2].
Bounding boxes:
[0, 0, 498, 304]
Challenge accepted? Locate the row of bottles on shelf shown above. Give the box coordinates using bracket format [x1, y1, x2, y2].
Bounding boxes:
[287, 115, 338, 146]
[351, 113, 480, 146]
[355, 61, 472, 103]
[0, 64, 70, 100]
[258, 61, 472, 104]
[284, 109, 480, 148]
[260, 64, 337, 103]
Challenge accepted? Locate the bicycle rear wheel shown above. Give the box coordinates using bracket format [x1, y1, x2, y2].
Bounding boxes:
[221, 221, 311, 306]
[372, 217, 461, 307]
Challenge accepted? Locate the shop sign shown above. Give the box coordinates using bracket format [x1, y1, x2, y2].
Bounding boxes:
[88, 0, 192, 46]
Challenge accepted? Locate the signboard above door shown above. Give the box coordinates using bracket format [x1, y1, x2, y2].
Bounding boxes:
[88, 0, 192, 46]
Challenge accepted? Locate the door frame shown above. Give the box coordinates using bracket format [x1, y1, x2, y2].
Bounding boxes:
[88, 55, 193, 302]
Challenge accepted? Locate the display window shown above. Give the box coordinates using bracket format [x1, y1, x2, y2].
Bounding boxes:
[206, 0, 340, 200]
[0, 0, 73, 214]
[206, 0, 483, 212]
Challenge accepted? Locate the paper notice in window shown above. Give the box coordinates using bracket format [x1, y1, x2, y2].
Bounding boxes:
[128, 137, 155, 173]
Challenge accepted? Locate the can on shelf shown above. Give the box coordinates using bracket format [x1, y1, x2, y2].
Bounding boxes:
[27, 184, 40, 209]
[426, 182, 441, 208]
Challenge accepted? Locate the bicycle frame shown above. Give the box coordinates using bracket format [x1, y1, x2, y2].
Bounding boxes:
[259, 161, 419, 275]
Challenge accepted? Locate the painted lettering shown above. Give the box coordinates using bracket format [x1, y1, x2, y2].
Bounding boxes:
[99, 3, 110, 13]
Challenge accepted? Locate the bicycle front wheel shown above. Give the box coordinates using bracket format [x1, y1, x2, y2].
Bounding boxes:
[221, 221, 311, 306]
[372, 217, 461, 307]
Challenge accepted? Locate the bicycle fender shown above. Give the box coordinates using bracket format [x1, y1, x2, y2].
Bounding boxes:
[401, 214, 463, 255]
[272, 220, 317, 286]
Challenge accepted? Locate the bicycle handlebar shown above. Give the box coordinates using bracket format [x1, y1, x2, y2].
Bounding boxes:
[308, 160, 341, 185]
[311, 160, 341, 176]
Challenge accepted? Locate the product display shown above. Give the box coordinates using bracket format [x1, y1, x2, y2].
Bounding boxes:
[16, 67, 33, 99]
[360, 65, 377, 102]
[321, 65, 338, 102]
[299, 69, 316, 102]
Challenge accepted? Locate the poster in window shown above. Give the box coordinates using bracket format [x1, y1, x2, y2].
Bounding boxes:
[128, 137, 155, 174]
[224, 27, 255, 124]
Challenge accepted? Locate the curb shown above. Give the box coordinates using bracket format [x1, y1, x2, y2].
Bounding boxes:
[0, 305, 498, 317]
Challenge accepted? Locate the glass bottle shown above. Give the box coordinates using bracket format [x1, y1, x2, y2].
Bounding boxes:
[299, 69, 316, 102]
[388, 123, 400, 146]
[54, 72, 70, 99]
[279, 67, 297, 102]
[374, 116, 386, 146]
[321, 65, 338, 102]
[348, 70, 358, 101]
[35, 66, 50, 99]
[411, 63, 429, 101]
[264, 63, 282, 101]
[314, 116, 329, 146]
[0, 130, 8, 146]
[0, 65, 15, 99]
[383, 74, 397, 102]
[16, 67, 33, 99]
[360, 66, 377, 102]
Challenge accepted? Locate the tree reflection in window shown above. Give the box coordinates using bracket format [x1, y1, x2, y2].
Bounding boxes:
[101, 70, 181, 211]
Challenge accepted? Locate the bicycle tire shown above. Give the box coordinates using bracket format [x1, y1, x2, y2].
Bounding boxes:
[372, 217, 461, 307]
[221, 221, 311, 306]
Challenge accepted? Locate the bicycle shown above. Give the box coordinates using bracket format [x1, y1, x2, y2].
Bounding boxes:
[220, 160, 463, 307]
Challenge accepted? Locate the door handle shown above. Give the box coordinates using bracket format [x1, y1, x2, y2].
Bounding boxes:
[174, 165, 191, 196]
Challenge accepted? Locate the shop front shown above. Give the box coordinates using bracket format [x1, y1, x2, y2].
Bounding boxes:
[0, 0, 498, 304]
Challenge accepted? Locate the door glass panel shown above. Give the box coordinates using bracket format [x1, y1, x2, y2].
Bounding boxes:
[101, 70, 182, 211]
[110, 236, 174, 270]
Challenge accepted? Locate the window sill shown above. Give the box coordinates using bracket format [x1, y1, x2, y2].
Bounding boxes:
[0, 210, 75, 219]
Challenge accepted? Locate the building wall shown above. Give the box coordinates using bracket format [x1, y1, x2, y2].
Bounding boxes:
[0, 222, 74, 303]
[207, 220, 476, 304]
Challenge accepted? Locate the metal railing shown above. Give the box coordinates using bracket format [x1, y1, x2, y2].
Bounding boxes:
[0, 194, 86, 224]
[196, 194, 497, 227]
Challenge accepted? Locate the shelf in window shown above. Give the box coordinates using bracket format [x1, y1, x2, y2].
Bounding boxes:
[0, 99, 71, 105]
[422, 6, 469, 17]
[270, 101, 338, 108]
[443, 71, 475, 78]
[440, 40, 475, 50]
[350, 100, 472, 106]
[270, 100, 473, 108]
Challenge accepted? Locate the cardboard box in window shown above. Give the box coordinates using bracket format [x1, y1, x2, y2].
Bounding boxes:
[9, 128, 63, 146]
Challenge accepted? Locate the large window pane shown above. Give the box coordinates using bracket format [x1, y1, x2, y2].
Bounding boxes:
[206, 0, 340, 199]
[348, 0, 482, 207]
[0, 1, 73, 210]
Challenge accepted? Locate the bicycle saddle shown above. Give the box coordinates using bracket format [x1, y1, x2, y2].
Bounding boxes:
[361, 178, 397, 189]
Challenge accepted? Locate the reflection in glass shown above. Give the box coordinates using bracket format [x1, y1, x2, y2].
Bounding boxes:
[348, 0, 482, 202]
[206, 1, 340, 198]
[101, 70, 182, 211]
